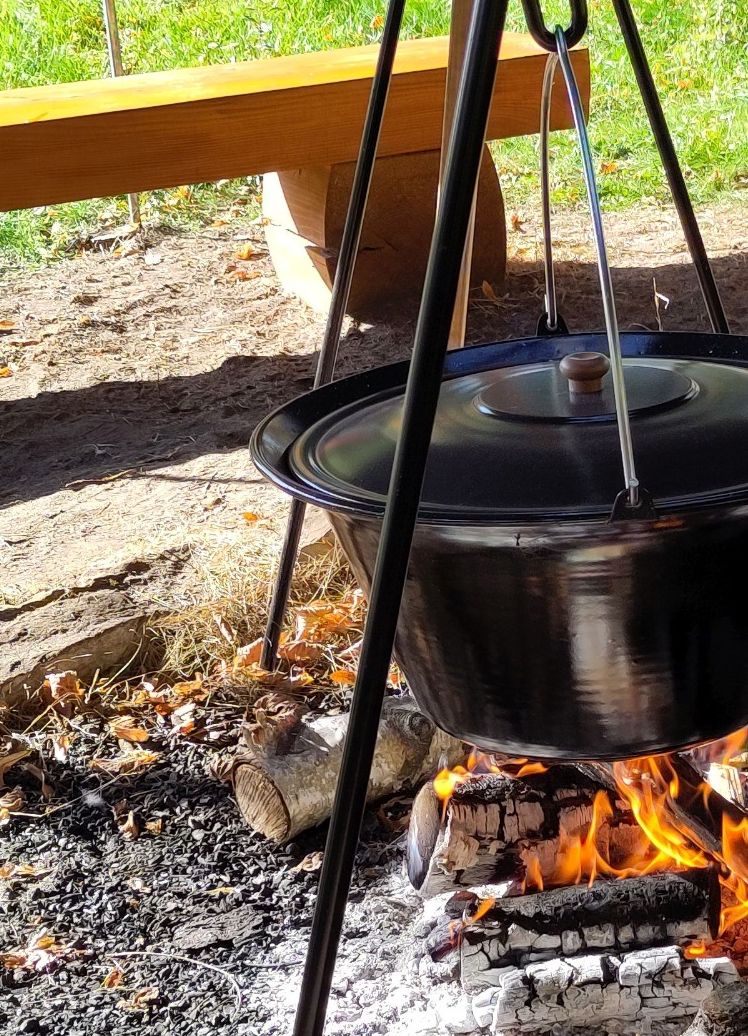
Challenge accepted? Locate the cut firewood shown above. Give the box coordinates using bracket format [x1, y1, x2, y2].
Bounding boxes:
[707, 764, 746, 810]
[467, 945, 739, 1036]
[407, 765, 642, 896]
[232, 697, 463, 842]
[457, 870, 720, 993]
[682, 982, 748, 1036]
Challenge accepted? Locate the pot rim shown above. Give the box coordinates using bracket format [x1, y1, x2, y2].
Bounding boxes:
[251, 330, 748, 526]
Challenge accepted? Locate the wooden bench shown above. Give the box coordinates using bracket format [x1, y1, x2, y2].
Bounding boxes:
[0, 33, 589, 317]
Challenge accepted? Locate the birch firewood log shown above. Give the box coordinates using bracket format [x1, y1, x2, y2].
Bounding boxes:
[407, 766, 642, 896]
[455, 870, 720, 992]
[469, 946, 739, 1036]
[232, 696, 463, 842]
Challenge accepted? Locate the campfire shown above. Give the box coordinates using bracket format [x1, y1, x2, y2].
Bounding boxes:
[406, 734, 748, 1034]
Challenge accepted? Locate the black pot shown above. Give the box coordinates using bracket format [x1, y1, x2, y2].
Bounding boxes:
[252, 331, 748, 760]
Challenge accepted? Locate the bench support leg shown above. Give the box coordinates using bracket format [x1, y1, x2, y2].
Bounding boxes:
[263, 145, 506, 323]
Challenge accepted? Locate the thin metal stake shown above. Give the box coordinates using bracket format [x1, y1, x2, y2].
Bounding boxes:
[102, 0, 141, 225]
[290, 4, 508, 1034]
[611, 0, 728, 335]
[259, 0, 406, 672]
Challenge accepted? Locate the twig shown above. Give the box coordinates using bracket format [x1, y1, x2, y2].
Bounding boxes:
[107, 950, 301, 1017]
[109, 950, 243, 1017]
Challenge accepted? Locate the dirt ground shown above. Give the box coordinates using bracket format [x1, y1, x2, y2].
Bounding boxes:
[1, 199, 747, 687]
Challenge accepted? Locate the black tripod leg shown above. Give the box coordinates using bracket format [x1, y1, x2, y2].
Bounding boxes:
[612, 0, 729, 335]
[260, 0, 406, 672]
[290, 3, 509, 1034]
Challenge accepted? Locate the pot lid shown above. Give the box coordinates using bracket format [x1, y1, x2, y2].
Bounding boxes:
[251, 334, 748, 524]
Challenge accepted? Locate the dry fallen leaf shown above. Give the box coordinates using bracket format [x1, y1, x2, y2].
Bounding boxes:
[90, 748, 160, 776]
[242, 511, 260, 523]
[0, 786, 25, 824]
[227, 268, 260, 283]
[42, 670, 83, 717]
[234, 243, 256, 260]
[510, 213, 526, 232]
[170, 701, 196, 735]
[277, 640, 324, 664]
[329, 669, 356, 687]
[52, 733, 71, 763]
[291, 851, 323, 874]
[234, 638, 262, 668]
[213, 613, 236, 646]
[243, 693, 307, 749]
[0, 320, 19, 333]
[118, 985, 160, 1012]
[600, 160, 620, 175]
[109, 716, 150, 744]
[145, 818, 163, 836]
[0, 744, 31, 788]
[0, 367, 12, 378]
[102, 965, 126, 988]
[0, 928, 83, 974]
[0, 863, 50, 881]
[481, 280, 500, 304]
[117, 810, 141, 841]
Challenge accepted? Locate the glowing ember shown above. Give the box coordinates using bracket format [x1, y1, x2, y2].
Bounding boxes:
[684, 940, 707, 959]
[434, 732, 748, 937]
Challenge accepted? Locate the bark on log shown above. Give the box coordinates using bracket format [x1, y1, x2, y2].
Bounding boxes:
[232, 696, 463, 842]
[467, 946, 739, 1036]
[458, 870, 721, 992]
[407, 765, 642, 896]
[682, 982, 748, 1036]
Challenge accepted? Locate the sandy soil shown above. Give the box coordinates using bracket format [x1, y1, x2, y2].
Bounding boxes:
[0, 200, 746, 677]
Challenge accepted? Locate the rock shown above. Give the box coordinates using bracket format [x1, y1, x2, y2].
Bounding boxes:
[171, 904, 262, 949]
[682, 982, 748, 1035]
[0, 552, 187, 699]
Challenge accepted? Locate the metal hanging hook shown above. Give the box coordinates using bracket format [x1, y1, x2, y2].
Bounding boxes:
[538, 54, 564, 336]
[551, 28, 652, 516]
[521, 0, 588, 51]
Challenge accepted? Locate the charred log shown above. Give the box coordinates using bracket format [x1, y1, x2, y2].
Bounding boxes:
[407, 764, 641, 896]
[458, 870, 720, 992]
[232, 697, 463, 841]
[468, 946, 739, 1035]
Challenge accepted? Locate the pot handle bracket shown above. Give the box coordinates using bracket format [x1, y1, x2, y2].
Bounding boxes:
[538, 17, 656, 521]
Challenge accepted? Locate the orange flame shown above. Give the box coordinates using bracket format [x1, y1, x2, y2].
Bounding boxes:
[433, 750, 547, 815]
[447, 895, 497, 950]
[433, 742, 748, 938]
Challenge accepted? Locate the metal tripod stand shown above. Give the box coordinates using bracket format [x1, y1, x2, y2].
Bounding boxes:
[255, 4, 730, 1034]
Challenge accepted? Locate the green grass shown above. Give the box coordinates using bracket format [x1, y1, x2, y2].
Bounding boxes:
[0, 0, 746, 265]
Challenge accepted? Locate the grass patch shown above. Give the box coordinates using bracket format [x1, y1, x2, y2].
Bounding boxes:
[1, 0, 746, 264]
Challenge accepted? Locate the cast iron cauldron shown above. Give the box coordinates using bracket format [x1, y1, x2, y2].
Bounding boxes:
[252, 331, 748, 761]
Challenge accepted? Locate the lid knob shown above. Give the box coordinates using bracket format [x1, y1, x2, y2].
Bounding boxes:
[559, 351, 611, 395]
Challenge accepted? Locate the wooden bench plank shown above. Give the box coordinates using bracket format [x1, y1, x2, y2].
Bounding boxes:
[0, 33, 589, 212]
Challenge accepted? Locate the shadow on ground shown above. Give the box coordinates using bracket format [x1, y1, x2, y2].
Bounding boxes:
[2, 249, 746, 510]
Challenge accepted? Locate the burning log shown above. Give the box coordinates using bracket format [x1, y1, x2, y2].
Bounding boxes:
[407, 765, 644, 896]
[457, 870, 721, 993]
[232, 696, 463, 842]
[467, 945, 739, 1036]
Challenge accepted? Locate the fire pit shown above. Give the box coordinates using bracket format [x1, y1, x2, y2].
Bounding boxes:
[404, 743, 748, 1034]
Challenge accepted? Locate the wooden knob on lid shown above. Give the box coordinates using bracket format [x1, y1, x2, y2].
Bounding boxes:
[559, 351, 611, 395]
